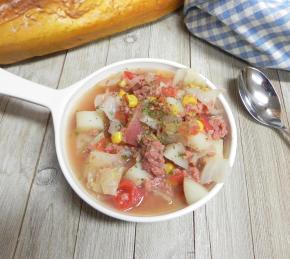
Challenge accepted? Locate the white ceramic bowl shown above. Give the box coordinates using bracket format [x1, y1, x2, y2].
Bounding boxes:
[0, 59, 237, 222]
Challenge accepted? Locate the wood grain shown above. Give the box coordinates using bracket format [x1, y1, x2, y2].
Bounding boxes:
[0, 54, 65, 259]
[0, 95, 9, 123]
[278, 71, 290, 126]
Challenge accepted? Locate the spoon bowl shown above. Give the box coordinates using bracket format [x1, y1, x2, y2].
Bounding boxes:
[238, 67, 290, 136]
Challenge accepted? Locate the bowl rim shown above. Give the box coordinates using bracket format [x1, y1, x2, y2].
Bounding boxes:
[54, 58, 237, 223]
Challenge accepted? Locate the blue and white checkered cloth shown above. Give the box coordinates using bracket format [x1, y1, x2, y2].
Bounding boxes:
[184, 0, 290, 71]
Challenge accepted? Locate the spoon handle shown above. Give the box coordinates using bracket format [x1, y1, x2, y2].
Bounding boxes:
[280, 126, 290, 138]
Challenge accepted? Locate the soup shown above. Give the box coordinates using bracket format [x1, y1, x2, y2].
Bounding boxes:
[67, 68, 229, 216]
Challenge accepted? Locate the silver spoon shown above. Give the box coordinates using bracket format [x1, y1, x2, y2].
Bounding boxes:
[238, 66, 290, 138]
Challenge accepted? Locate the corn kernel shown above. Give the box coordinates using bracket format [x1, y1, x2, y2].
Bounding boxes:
[200, 85, 209, 92]
[126, 94, 138, 108]
[189, 83, 198, 88]
[119, 80, 127, 88]
[189, 83, 209, 92]
[119, 89, 126, 97]
[182, 95, 197, 106]
[196, 119, 204, 132]
[111, 131, 123, 144]
[170, 104, 179, 115]
[164, 162, 175, 174]
[148, 96, 157, 101]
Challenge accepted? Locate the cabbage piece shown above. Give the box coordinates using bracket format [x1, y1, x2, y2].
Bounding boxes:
[94, 132, 105, 143]
[140, 114, 159, 129]
[158, 116, 183, 145]
[124, 163, 151, 186]
[190, 150, 210, 165]
[186, 87, 221, 105]
[77, 131, 105, 154]
[84, 164, 102, 193]
[183, 177, 208, 205]
[176, 89, 185, 99]
[152, 190, 173, 204]
[76, 133, 95, 153]
[173, 69, 208, 88]
[183, 69, 208, 87]
[100, 167, 124, 195]
[188, 133, 224, 156]
[105, 76, 122, 87]
[187, 133, 213, 151]
[164, 143, 188, 169]
[99, 95, 120, 121]
[200, 157, 230, 184]
[76, 110, 104, 132]
[159, 81, 167, 88]
[88, 150, 122, 169]
[166, 97, 184, 114]
[119, 147, 133, 162]
[211, 139, 224, 158]
[108, 120, 122, 134]
[173, 69, 187, 86]
[94, 93, 108, 108]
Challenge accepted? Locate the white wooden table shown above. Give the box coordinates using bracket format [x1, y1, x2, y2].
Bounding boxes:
[1, 11, 290, 259]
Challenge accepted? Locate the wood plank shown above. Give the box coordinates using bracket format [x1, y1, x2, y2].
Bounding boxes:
[277, 70, 290, 255]
[14, 120, 81, 259]
[107, 24, 151, 62]
[235, 66, 290, 259]
[13, 39, 111, 259]
[194, 207, 211, 259]
[190, 39, 255, 259]
[73, 26, 152, 259]
[134, 11, 194, 259]
[135, 216, 194, 259]
[58, 40, 110, 87]
[75, 206, 135, 259]
[0, 95, 9, 123]
[278, 71, 290, 127]
[0, 54, 66, 259]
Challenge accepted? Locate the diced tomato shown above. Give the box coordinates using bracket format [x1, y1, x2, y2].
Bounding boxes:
[176, 186, 185, 199]
[168, 169, 185, 185]
[104, 144, 119, 154]
[95, 138, 107, 151]
[155, 75, 173, 85]
[115, 110, 128, 124]
[199, 115, 213, 132]
[189, 125, 200, 135]
[161, 87, 177, 97]
[123, 71, 136, 80]
[113, 180, 144, 210]
[179, 121, 198, 137]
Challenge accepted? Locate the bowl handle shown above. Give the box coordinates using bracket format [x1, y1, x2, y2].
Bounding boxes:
[0, 68, 71, 112]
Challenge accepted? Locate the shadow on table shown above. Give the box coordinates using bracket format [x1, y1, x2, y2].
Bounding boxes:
[80, 201, 131, 225]
[0, 92, 50, 123]
[273, 129, 290, 149]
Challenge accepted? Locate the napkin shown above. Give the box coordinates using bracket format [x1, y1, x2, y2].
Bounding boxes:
[184, 0, 290, 70]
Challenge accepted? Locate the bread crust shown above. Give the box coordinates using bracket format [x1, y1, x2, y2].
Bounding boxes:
[0, 0, 182, 64]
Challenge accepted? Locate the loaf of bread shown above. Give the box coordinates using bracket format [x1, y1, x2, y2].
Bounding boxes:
[0, 0, 183, 64]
